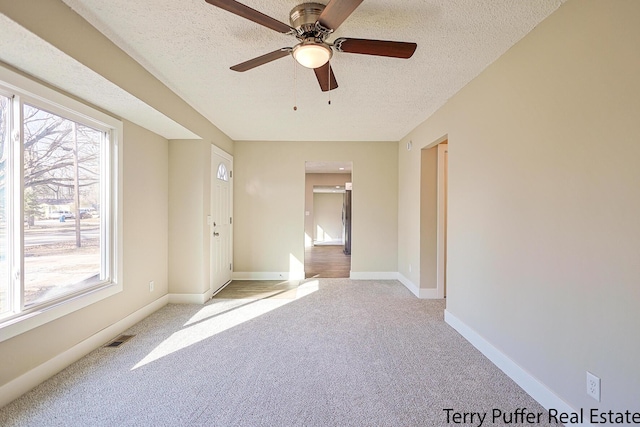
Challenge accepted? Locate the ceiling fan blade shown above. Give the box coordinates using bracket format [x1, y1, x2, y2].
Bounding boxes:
[317, 0, 364, 32]
[205, 0, 294, 34]
[230, 48, 291, 72]
[334, 38, 417, 59]
[314, 63, 338, 92]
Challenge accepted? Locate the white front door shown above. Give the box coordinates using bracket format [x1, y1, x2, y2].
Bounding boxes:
[211, 148, 233, 294]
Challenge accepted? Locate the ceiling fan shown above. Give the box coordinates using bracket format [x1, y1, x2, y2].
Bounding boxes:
[204, 0, 417, 92]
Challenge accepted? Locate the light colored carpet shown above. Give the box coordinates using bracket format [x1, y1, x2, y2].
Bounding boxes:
[0, 279, 556, 426]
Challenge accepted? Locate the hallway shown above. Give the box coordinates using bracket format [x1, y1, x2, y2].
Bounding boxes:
[304, 245, 350, 278]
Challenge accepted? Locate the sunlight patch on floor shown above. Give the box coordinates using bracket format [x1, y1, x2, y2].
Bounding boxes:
[131, 280, 319, 370]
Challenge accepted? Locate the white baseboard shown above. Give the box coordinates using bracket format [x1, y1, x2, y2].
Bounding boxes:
[168, 281, 234, 304]
[231, 271, 441, 300]
[0, 295, 169, 409]
[349, 271, 398, 280]
[232, 272, 305, 281]
[397, 273, 441, 299]
[397, 273, 420, 297]
[444, 309, 591, 427]
[169, 292, 210, 304]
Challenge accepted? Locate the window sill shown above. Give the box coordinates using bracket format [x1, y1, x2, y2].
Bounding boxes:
[0, 282, 122, 343]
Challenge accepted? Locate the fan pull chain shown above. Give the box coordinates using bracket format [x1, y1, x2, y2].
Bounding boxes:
[293, 58, 298, 111]
[327, 60, 331, 105]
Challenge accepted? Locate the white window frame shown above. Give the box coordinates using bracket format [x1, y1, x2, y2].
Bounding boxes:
[0, 64, 123, 343]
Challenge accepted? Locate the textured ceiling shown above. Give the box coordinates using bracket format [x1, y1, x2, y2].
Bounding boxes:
[9, 0, 565, 142]
[0, 14, 199, 140]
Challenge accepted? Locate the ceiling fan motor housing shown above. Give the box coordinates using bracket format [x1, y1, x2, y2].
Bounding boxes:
[290, 3, 327, 39]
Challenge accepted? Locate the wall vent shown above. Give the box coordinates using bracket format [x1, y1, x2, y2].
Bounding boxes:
[105, 335, 135, 348]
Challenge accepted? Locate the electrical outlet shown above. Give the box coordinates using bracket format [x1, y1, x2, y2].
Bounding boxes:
[149, 281, 155, 292]
[586, 371, 601, 401]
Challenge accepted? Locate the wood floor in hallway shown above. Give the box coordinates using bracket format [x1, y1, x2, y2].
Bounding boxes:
[305, 244, 351, 278]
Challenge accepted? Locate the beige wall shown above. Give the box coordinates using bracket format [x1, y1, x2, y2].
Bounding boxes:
[168, 140, 209, 294]
[235, 141, 397, 276]
[419, 146, 437, 289]
[304, 173, 351, 247]
[0, 120, 169, 386]
[398, 0, 640, 410]
[313, 193, 344, 243]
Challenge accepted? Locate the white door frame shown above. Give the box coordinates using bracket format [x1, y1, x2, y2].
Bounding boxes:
[436, 143, 448, 298]
[210, 145, 233, 295]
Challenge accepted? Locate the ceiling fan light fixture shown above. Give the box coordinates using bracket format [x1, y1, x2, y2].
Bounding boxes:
[293, 42, 332, 69]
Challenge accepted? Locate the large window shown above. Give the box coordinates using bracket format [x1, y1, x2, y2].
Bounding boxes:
[22, 103, 107, 306]
[0, 69, 120, 339]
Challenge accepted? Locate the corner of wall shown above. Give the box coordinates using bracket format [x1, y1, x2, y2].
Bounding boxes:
[444, 310, 586, 424]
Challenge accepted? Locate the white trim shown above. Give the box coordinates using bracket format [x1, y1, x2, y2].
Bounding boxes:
[397, 273, 441, 299]
[397, 273, 420, 297]
[0, 284, 122, 342]
[444, 310, 591, 426]
[211, 144, 232, 161]
[168, 292, 210, 304]
[169, 279, 233, 304]
[0, 295, 168, 409]
[232, 272, 305, 281]
[230, 271, 442, 300]
[349, 271, 398, 280]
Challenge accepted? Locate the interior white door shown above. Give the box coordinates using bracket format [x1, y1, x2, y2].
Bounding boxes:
[211, 148, 232, 294]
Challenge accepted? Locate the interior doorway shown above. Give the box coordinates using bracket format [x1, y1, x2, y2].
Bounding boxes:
[304, 161, 352, 278]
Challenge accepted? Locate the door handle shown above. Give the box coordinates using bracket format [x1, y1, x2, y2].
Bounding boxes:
[213, 231, 220, 237]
